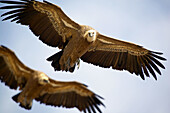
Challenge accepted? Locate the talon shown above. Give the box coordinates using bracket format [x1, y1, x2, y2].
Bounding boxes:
[59, 55, 75, 72]
[77, 59, 80, 69]
[66, 57, 71, 70]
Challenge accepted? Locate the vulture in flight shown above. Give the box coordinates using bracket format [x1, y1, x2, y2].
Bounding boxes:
[0, 45, 104, 113]
[0, 0, 166, 80]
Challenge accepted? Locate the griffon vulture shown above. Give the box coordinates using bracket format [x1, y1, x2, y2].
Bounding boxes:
[0, 45, 104, 113]
[0, 0, 166, 80]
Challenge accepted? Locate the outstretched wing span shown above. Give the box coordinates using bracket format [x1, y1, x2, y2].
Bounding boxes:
[81, 34, 166, 80]
[0, 45, 33, 90]
[0, 0, 80, 48]
[36, 79, 104, 113]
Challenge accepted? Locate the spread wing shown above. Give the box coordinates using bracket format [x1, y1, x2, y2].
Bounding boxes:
[0, 0, 81, 48]
[36, 80, 104, 113]
[81, 34, 166, 80]
[0, 45, 34, 90]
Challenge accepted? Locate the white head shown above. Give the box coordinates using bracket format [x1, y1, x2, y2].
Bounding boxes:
[38, 73, 49, 85]
[84, 30, 97, 43]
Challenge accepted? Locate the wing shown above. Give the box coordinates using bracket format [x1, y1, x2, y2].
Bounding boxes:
[0, 45, 34, 90]
[36, 79, 104, 113]
[81, 34, 166, 80]
[0, 0, 81, 48]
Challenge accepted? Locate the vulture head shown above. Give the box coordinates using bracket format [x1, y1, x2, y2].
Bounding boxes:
[38, 72, 50, 85]
[84, 29, 97, 43]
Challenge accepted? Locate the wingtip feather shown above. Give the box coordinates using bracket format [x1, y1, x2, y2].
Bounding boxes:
[149, 50, 163, 55]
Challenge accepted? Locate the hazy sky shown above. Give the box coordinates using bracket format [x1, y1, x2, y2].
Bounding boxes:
[0, 0, 170, 113]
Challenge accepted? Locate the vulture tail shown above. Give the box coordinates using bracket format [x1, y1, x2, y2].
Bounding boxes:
[47, 51, 76, 72]
[12, 93, 20, 103]
[12, 92, 32, 110]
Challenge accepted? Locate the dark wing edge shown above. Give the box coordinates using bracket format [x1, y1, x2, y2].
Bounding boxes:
[35, 80, 105, 113]
[0, 45, 32, 90]
[0, 0, 80, 48]
[81, 34, 166, 80]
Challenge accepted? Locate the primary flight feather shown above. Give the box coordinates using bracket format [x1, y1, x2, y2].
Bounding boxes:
[0, 45, 104, 113]
[0, 0, 166, 80]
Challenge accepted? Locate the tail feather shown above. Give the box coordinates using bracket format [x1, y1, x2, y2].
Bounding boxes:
[12, 93, 32, 110]
[47, 51, 76, 72]
[12, 93, 20, 103]
[47, 51, 63, 71]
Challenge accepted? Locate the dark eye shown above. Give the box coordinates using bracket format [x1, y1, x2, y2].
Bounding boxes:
[43, 79, 49, 83]
[88, 33, 93, 37]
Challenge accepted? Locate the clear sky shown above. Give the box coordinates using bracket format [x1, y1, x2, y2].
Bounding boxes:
[0, 0, 170, 113]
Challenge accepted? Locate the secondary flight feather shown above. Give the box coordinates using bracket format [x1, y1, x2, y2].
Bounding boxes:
[0, 45, 104, 113]
[0, 0, 166, 80]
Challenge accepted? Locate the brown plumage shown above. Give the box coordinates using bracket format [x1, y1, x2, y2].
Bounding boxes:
[0, 45, 104, 113]
[0, 0, 166, 80]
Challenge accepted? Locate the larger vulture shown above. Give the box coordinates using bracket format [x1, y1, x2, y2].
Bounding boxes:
[0, 45, 104, 113]
[0, 0, 166, 80]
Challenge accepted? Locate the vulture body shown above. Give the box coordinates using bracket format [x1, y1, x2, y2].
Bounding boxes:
[0, 0, 166, 80]
[0, 45, 104, 113]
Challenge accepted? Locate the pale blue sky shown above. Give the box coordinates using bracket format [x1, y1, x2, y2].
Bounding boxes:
[0, 0, 170, 113]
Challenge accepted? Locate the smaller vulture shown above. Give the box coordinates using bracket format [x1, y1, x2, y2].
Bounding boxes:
[0, 45, 104, 113]
[0, 0, 167, 80]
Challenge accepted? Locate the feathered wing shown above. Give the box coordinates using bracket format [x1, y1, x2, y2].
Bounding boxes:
[81, 34, 166, 80]
[0, 45, 33, 90]
[0, 0, 81, 48]
[36, 79, 104, 113]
